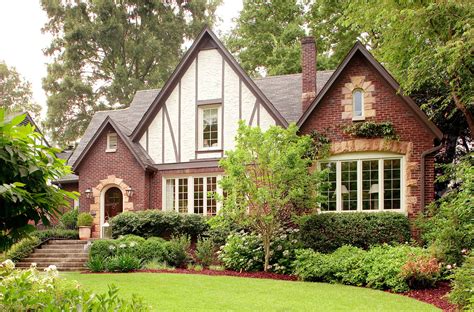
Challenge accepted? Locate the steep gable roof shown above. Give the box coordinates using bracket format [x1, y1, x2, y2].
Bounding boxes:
[130, 27, 288, 141]
[297, 42, 443, 139]
[70, 115, 155, 172]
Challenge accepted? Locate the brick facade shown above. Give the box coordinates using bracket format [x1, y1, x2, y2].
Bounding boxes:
[300, 52, 437, 219]
[301, 37, 317, 112]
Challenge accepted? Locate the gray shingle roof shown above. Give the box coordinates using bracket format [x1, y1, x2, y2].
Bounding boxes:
[68, 72, 334, 167]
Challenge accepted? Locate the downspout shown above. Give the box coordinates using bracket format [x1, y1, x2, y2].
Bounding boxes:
[420, 143, 443, 210]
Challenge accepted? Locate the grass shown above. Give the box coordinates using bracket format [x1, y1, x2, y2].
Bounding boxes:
[63, 272, 439, 312]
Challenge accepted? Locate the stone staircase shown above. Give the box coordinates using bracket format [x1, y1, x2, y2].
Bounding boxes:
[16, 240, 89, 271]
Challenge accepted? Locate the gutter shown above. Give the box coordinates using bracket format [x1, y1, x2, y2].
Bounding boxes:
[420, 142, 443, 210]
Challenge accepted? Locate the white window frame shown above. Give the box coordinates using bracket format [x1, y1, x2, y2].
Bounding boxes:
[162, 174, 223, 215]
[319, 152, 405, 213]
[352, 89, 365, 121]
[106, 133, 118, 152]
[198, 104, 221, 151]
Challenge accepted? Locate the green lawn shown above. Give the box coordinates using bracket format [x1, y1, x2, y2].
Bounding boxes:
[63, 272, 439, 312]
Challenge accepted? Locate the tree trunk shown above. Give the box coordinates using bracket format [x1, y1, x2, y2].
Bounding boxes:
[451, 89, 474, 138]
[263, 235, 271, 272]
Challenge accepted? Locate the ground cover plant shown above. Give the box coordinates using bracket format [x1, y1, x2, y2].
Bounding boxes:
[63, 272, 438, 312]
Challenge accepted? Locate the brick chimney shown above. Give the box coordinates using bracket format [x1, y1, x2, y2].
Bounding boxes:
[301, 37, 317, 112]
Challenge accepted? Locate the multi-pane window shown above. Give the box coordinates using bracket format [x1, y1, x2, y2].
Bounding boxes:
[321, 162, 337, 211]
[384, 159, 401, 209]
[341, 161, 358, 211]
[194, 178, 204, 214]
[164, 176, 220, 215]
[352, 89, 364, 119]
[207, 177, 217, 216]
[320, 155, 403, 212]
[202, 107, 219, 148]
[178, 178, 188, 213]
[106, 133, 118, 151]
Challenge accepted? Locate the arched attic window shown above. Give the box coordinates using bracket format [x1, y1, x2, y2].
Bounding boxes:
[352, 89, 364, 120]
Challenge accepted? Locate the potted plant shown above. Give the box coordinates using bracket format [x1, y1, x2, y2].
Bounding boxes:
[77, 212, 94, 240]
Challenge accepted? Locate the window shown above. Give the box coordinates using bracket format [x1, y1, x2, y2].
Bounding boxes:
[199, 105, 220, 149]
[320, 154, 403, 212]
[164, 175, 220, 215]
[352, 89, 364, 120]
[106, 133, 118, 152]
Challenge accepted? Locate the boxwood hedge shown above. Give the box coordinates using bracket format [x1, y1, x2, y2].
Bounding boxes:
[299, 212, 411, 253]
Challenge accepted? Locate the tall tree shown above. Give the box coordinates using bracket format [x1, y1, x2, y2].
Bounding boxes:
[0, 61, 41, 119]
[342, 1, 474, 138]
[226, 0, 358, 76]
[219, 122, 322, 271]
[41, 0, 221, 145]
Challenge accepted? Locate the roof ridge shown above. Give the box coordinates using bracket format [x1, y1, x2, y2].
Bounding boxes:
[254, 70, 335, 81]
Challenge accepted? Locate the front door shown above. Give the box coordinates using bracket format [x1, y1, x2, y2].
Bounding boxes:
[104, 187, 123, 222]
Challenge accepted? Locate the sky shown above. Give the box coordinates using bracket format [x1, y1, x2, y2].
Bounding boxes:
[0, 0, 243, 119]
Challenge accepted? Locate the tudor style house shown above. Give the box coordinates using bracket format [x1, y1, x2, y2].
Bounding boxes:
[58, 28, 442, 238]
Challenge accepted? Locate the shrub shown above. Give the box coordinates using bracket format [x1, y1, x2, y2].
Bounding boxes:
[330, 245, 367, 286]
[165, 236, 191, 268]
[293, 249, 332, 282]
[0, 260, 149, 310]
[6, 237, 41, 262]
[140, 237, 168, 262]
[218, 231, 264, 272]
[343, 121, 399, 140]
[89, 240, 118, 260]
[110, 210, 209, 239]
[105, 254, 142, 272]
[143, 259, 174, 270]
[32, 228, 78, 240]
[60, 209, 78, 229]
[363, 244, 428, 292]
[418, 156, 474, 265]
[449, 255, 474, 310]
[195, 238, 215, 267]
[86, 256, 106, 272]
[270, 228, 301, 274]
[77, 212, 94, 227]
[400, 255, 440, 289]
[299, 212, 411, 253]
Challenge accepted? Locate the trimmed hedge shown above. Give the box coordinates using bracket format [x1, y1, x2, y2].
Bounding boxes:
[110, 210, 208, 239]
[32, 228, 79, 240]
[299, 212, 411, 253]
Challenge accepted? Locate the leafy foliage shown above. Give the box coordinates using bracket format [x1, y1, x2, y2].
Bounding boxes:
[449, 254, 474, 310]
[219, 122, 322, 271]
[299, 212, 411, 253]
[110, 210, 209, 239]
[418, 154, 474, 264]
[77, 212, 94, 227]
[140, 237, 168, 263]
[41, 0, 221, 144]
[165, 236, 191, 268]
[0, 109, 77, 250]
[32, 228, 78, 241]
[0, 61, 41, 119]
[400, 255, 441, 289]
[0, 260, 150, 310]
[60, 209, 78, 230]
[293, 244, 437, 293]
[195, 238, 215, 267]
[343, 121, 399, 140]
[105, 254, 142, 272]
[5, 237, 41, 262]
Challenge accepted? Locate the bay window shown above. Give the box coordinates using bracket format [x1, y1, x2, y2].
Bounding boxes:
[320, 154, 403, 212]
[164, 175, 221, 215]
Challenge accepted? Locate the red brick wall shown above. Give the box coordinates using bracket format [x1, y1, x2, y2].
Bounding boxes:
[300, 52, 437, 219]
[301, 37, 317, 112]
[60, 182, 78, 214]
[76, 125, 147, 213]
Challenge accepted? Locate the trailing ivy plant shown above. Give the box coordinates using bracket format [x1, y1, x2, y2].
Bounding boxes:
[343, 121, 400, 140]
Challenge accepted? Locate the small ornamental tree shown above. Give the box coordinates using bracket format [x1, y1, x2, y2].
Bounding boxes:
[0, 109, 77, 250]
[219, 122, 322, 271]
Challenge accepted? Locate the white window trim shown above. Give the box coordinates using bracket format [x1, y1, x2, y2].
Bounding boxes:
[106, 133, 118, 152]
[162, 174, 223, 215]
[352, 89, 365, 121]
[320, 152, 405, 214]
[198, 104, 222, 151]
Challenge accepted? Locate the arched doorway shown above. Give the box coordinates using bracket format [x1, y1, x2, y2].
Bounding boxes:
[104, 187, 123, 222]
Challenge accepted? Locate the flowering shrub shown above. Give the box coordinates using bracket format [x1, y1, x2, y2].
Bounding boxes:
[293, 244, 438, 292]
[218, 229, 300, 274]
[449, 254, 474, 310]
[0, 260, 150, 310]
[105, 254, 142, 272]
[400, 255, 440, 289]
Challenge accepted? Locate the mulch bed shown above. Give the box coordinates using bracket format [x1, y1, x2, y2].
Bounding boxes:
[83, 269, 456, 310]
[401, 282, 456, 312]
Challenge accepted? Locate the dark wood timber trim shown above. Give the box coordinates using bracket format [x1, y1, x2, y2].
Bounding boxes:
[162, 105, 165, 163]
[163, 105, 179, 161]
[197, 98, 222, 106]
[156, 160, 220, 170]
[178, 81, 181, 162]
[195, 149, 223, 154]
[195, 54, 199, 159]
[221, 56, 225, 151]
[239, 78, 242, 120]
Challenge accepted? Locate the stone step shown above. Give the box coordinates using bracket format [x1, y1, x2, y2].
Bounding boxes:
[36, 248, 88, 253]
[16, 264, 86, 271]
[16, 261, 86, 267]
[48, 240, 88, 245]
[40, 245, 87, 250]
[23, 257, 88, 263]
[30, 252, 88, 258]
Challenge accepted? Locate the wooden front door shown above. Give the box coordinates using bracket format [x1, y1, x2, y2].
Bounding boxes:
[104, 187, 123, 222]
